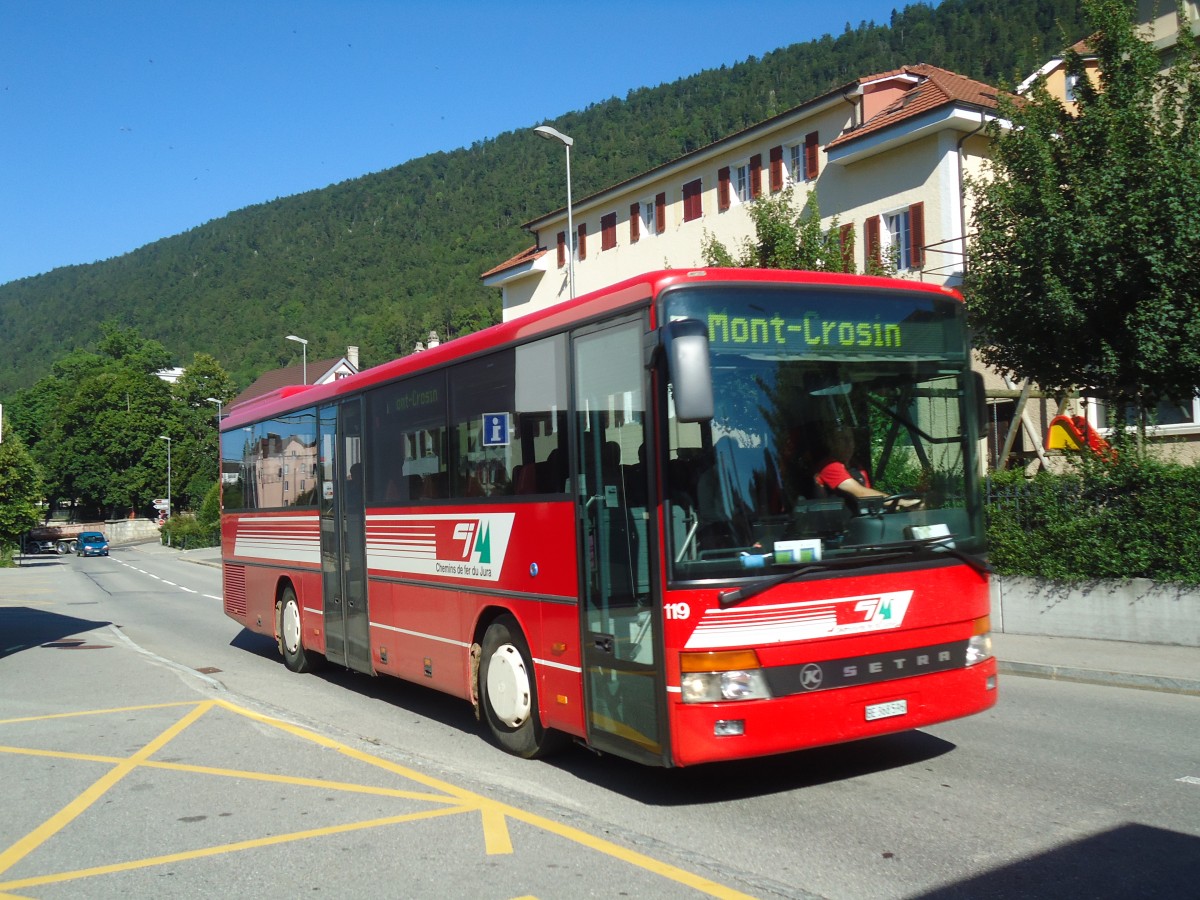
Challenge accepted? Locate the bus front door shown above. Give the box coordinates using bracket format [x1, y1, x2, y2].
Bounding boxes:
[319, 399, 372, 673]
[572, 319, 665, 765]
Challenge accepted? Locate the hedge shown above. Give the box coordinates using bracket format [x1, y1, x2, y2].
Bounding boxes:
[985, 449, 1200, 584]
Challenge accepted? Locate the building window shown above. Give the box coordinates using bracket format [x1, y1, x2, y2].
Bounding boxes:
[735, 164, 752, 202]
[655, 192, 666, 234]
[750, 153, 762, 198]
[557, 231, 566, 269]
[1065, 72, 1080, 103]
[601, 212, 617, 251]
[577, 223, 587, 261]
[1095, 396, 1200, 434]
[884, 209, 912, 269]
[789, 143, 803, 181]
[629, 202, 641, 243]
[882, 202, 925, 270]
[770, 146, 783, 193]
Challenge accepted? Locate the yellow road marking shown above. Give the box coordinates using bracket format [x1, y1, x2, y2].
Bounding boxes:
[0, 701, 199, 726]
[0, 745, 466, 804]
[0, 806, 472, 891]
[0, 701, 212, 876]
[0, 696, 758, 899]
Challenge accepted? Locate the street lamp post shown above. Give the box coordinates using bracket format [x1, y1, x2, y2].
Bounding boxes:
[158, 435, 172, 543]
[206, 398, 223, 481]
[286, 334, 308, 385]
[533, 125, 575, 300]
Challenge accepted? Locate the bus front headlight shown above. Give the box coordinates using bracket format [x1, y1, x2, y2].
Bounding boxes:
[680, 650, 772, 703]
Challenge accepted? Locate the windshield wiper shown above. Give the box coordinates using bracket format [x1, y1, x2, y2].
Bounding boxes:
[718, 551, 909, 608]
[850, 536, 990, 576]
[717, 538, 989, 608]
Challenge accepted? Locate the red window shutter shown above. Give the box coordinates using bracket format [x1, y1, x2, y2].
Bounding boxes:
[683, 179, 702, 222]
[909, 202, 925, 268]
[557, 231, 566, 269]
[769, 146, 783, 193]
[718, 167, 731, 212]
[577, 223, 587, 261]
[750, 154, 762, 198]
[839, 223, 855, 271]
[629, 202, 640, 243]
[601, 212, 617, 251]
[866, 217, 881, 268]
[655, 192, 666, 234]
[804, 132, 819, 181]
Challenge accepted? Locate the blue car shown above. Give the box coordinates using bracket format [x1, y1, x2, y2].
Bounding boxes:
[76, 532, 110, 557]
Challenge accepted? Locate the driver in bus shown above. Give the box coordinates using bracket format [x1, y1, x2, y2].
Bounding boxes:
[815, 424, 921, 510]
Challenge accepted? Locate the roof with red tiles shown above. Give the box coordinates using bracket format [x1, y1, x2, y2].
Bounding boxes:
[481, 244, 548, 279]
[826, 63, 1006, 150]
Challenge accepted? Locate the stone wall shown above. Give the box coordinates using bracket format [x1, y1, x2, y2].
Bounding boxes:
[105, 517, 162, 545]
[992, 576, 1200, 648]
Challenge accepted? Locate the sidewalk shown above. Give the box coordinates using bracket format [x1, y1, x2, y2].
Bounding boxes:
[992, 632, 1200, 696]
[163, 543, 1200, 697]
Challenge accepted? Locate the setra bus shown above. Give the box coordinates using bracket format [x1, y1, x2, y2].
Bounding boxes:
[219, 268, 997, 767]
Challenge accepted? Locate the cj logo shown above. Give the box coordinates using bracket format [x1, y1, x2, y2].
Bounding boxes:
[453, 521, 491, 563]
[799, 663, 824, 691]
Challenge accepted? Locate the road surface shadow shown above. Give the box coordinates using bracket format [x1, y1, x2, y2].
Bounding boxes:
[915, 823, 1200, 899]
[0, 606, 114, 659]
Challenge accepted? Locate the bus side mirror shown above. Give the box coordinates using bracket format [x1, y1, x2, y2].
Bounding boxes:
[662, 319, 714, 422]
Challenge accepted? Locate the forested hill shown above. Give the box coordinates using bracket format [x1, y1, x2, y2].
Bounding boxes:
[0, 0, 1089, 396]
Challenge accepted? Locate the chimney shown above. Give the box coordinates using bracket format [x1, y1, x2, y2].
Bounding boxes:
[347, 346, 359, 369]
[427, 330, 440, 349]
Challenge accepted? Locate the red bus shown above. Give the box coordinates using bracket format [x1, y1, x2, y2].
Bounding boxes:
[219, 268, 996, 767]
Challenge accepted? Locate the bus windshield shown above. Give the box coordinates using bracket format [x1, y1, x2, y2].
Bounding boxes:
[662, 283, 985, 582]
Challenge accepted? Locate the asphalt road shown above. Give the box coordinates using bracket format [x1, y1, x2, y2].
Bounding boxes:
[2, 544, 1197, 899]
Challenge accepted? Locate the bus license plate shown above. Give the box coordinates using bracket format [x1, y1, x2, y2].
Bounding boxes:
[865, 699, 907, 721]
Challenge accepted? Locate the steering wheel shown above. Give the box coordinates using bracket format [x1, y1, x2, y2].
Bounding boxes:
[880, 492, 922, 512]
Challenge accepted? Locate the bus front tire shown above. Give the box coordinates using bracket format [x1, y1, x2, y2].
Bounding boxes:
[278, 585, 318, 674]
[479, 615, 565, 759]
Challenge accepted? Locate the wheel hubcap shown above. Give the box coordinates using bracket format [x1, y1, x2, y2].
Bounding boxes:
[282, 601, 301, 653]
[486, 644, 531, 727]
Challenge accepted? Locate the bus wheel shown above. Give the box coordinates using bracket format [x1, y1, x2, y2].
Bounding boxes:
[480, 615, 564, 759]
[278, 585, 317, 674]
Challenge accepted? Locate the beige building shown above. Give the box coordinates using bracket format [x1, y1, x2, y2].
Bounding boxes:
[486, 64, 999, 320]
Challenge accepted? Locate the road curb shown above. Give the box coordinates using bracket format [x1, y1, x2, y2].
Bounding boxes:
[998, 660, 1200, 697]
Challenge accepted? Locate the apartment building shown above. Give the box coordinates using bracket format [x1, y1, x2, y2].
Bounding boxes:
[484, 64, 1000, 321]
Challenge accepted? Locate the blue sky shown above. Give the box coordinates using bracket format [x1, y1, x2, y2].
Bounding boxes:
[0, 1, 925, 286]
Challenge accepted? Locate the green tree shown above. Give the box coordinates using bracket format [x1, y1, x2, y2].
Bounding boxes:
[0, 425, 43, 563]
[701, 189, 855, 272]
[9, 325, 233, 518]
[170, 352, 237, 511]
[966, 0, 1200, 417]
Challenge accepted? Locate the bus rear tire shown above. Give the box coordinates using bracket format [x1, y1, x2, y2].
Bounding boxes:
[278, 585, 318, 674]
[480, 615, 565, 759]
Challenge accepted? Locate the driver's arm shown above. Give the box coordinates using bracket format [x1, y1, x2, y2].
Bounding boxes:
[831, 477, 884, 499]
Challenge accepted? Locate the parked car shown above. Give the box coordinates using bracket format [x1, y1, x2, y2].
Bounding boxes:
[76, 532, 110, 557]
